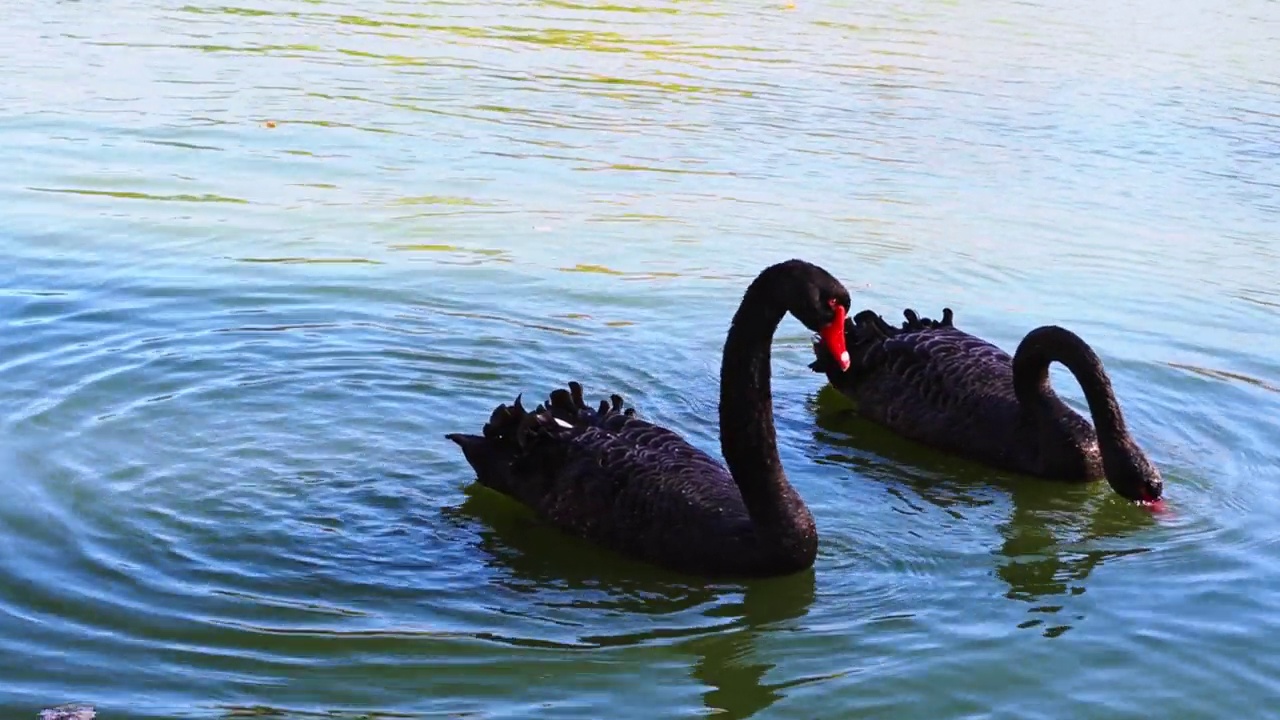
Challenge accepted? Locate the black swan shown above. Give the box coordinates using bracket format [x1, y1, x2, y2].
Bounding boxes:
[809, 307, 1163, 503]
[446, 259, 853, 577]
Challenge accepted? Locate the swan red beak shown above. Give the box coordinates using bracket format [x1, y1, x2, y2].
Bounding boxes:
[819, 305, 851, 372]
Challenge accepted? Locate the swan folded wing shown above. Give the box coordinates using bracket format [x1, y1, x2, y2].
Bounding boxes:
[846, 306, 1006, 395]
[474, 382, 744, 548]
[876, 328, 1015, 404]
[547, 413, 743, 538]
[835, 308, 1016, 438]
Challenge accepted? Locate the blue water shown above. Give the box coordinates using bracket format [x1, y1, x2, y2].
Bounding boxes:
[2, 0, 1279, 718]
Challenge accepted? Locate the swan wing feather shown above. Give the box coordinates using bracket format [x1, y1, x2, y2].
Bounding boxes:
[818, 308, 1022, 441]
[447, 381, 749, 563]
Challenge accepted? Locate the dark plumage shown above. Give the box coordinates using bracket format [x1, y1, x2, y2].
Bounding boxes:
[810, 307, 1163, 503]
[447, 259, 853, 577]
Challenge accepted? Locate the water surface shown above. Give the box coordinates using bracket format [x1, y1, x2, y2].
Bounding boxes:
[2, 0, 1279, 718]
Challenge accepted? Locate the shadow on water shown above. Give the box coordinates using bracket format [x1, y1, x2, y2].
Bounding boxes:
[807, 385, 1158, 638]
[443, 488, 817, 720]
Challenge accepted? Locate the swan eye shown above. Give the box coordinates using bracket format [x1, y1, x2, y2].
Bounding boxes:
[812, 333, 822, 344]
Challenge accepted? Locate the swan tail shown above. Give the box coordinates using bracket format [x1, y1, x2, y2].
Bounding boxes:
[446, 381, 635, 501]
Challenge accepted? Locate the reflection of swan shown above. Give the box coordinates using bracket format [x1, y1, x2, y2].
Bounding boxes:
[809, 393, 1156, 638]
[993, 487, 1153, 639]
[810, 307, 1163, 503]
[446, 490, 817, 719]
[686, 575, 817, 720]
[447, 260, 853, 577]
[443, 485, 716, 613]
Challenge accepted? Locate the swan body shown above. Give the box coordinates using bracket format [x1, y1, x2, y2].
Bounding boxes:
[448, 259, 853, 577]
[448, 383, 795, 576]
[810, 307, 1163, 503]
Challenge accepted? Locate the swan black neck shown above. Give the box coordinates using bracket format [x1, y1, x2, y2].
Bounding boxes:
[1011, 325, 1126, 435]
[718, 271, 816, 549]
[1012, 325, 1163, 501]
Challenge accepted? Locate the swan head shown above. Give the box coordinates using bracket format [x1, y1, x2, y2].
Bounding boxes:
[1103, 438, 1164, 504]
[746, 259, 851, 370]
[778, 262, 851, 372]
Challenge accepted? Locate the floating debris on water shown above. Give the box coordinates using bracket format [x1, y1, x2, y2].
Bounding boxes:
[39, 704, 96, 720]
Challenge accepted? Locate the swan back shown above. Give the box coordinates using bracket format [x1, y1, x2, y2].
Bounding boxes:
[448, 382, 779, 576]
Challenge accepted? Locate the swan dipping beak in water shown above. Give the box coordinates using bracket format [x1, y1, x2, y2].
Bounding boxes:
[810, 306, 1165, 507]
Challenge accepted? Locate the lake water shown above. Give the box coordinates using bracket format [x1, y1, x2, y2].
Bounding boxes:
[2, 0, 1279, 717]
